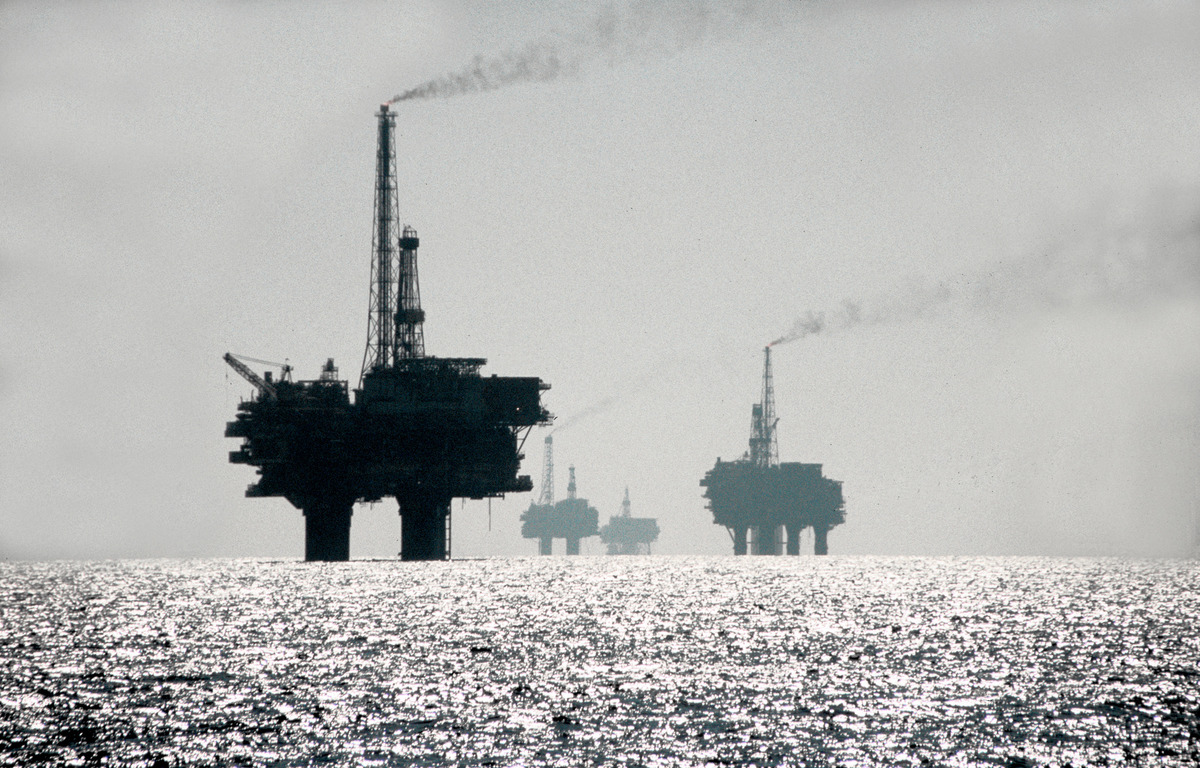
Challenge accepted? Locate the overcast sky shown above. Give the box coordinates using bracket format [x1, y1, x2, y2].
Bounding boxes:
[2, 0, 1198, 561]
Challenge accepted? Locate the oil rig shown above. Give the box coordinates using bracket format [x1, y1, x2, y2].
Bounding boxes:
[598, 488, 659, 555]
[520, 436, 599, 554]
[700, 346, 844, 555]
[224, 104, 551, 561]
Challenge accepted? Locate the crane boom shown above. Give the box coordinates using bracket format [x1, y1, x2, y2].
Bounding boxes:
[224, 352, 277, 401]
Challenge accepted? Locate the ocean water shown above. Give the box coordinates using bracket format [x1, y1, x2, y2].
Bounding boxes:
[0, 556, 1197, 767]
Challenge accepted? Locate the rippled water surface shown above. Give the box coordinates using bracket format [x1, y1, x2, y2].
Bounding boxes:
[1, 556, 1197, 766]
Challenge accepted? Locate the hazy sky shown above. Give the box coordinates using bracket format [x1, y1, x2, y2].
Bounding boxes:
[3, 0, 1198, 561]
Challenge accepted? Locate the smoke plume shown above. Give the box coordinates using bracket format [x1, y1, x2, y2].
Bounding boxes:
[547, 368, 665, 435]
[769, 189, 1200, 347]
[390, 1, 803, 103]
[392, 42, 568, 102]
[769, 310, 825, 346]
[550, 396, 619, 435]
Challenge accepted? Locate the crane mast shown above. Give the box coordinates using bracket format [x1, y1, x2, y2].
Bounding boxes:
[223, 353, 277, 401]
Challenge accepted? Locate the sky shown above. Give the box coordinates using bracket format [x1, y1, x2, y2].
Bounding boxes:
[2, 0, 1198, 561]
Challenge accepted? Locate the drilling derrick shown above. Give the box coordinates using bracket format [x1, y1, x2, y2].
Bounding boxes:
[749, 346, 779, 469]
[700, 346, 844, 555]
[539, 435, 555, 506]
[520, 436, 557, 554]
[599, 487, 660, 555]
[521, 455, 599, 555]
[225, 103, 551, 561]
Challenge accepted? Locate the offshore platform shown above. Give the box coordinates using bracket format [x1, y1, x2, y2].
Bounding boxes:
[520, 436, 599, 554]
[598, 488, 660, 555]
[700, 346, 844, 555]
[224, 104, 551, 561]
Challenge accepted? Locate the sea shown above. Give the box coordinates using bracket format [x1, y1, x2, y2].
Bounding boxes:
[0, 556, 1197, 767]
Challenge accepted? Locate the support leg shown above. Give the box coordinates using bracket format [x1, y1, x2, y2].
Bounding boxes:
[786, 525, 800, 556]
[752, 526, 781, 555]
[398, 496, 450, 561]
[304, 496, 353, 562]
[539, 536, 552, 555]
[814, 526, 829, 556]
[733, 526, 748, 556]
[566, 537, 580, 555]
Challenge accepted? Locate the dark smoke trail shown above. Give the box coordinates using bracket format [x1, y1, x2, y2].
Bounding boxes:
[769, 189, 1200, 347]
[550, 396, 619, 435]
[391, 42, 568, 102]
[769, 310, 825, 346]
[547, 369, 665, 435]
[390, 1, 804, 103]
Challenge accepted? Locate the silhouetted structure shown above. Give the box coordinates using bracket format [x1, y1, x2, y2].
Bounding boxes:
[520, 436, 557, 555]
[225, 104, 551, 562]
[599, 488, 659, 555]
[700, 346, 844, 555]
[521, 446, 599, 555]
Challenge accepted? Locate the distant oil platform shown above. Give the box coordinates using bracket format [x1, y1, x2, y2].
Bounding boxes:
[224, 104, 551, 561]
[520, 436, 599, 554]
[599, 488, 660, 555]
[701, 346, 845, 555]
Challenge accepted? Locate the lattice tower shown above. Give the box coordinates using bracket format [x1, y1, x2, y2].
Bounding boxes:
[538, 436, 555, 505]
[361, 104, 399, 382]
[749, 346, 780, 467]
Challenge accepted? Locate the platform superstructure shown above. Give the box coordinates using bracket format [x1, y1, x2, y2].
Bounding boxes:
[521, 439, 599, 554]
[700, 346, 844, 555]
[225, 104, 551, 561]
[599, 488, 659, 555]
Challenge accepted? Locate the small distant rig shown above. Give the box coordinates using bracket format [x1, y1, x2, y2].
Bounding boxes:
[598, 488, 659, 555]
[700, 346, 844, 555]
[520, 436, 599, 554]
[224, 104, 552, 561]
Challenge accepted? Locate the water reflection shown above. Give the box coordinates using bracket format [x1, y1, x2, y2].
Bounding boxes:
[0, 556, 1197, 765]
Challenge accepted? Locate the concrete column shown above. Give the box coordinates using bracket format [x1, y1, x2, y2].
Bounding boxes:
[785, 525, 801, 556]
[539, 537, 552, 555]
[814, 526, 829, 556]
[752, 526, 782, 556]
[566, 537, 580, 555]
[733, 526, 748, 556]
[398, 496, 450, 561]
[304, 496, 353, 562]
